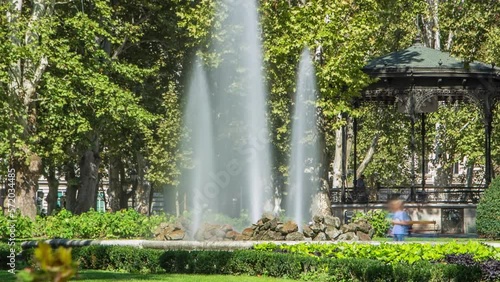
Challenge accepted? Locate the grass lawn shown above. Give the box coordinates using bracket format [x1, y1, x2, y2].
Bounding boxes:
[0, 270, 297, 282]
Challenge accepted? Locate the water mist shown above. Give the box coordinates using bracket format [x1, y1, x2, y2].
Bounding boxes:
[287, 49, 320, 228]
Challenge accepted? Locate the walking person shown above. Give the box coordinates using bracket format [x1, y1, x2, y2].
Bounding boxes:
[390, 200, 411, 241]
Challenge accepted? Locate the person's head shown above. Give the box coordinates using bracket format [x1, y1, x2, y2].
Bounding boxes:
[387, 200, 395, 212]
[360, 174, 365, 180]
[393, 200, 404, 211]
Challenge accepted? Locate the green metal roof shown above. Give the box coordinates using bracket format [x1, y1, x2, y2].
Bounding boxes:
[364, 40, 497, 72]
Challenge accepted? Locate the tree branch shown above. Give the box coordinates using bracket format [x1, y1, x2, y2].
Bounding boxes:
[356, 132, 380, 179]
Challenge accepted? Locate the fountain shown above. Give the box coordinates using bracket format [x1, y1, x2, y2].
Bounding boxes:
[182, 61, 214, 234]
[286, 49, 320, 228]
[168, 3, 370, 242]
[208, 0, 272, 223]
[181, 1, 322, 236]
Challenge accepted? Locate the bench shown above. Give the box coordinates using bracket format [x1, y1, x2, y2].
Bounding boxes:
[408, 220, 439, 236]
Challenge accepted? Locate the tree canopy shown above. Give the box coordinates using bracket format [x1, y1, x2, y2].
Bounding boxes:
[1, 0, 499, 216]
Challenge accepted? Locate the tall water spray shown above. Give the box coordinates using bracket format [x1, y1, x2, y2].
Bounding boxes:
[182, 62, 214, 234]
[287, 49, 320, 227]
[210, 0, 272, 223]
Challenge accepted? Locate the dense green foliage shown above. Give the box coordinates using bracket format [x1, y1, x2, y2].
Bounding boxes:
[254, 242, 500, 264]
[1, 0, 500, 216]
[477, 178, 500, 239]
[13, 245, 489, 281]
[351, 210, 391, 237]
[0, 209, 171, 240]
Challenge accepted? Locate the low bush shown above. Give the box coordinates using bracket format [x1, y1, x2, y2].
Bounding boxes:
[351, 209, 390, 237]
[477, 177, 500, 239]
[254, 241, 500, 264]
[15, 244, 493, 281]
[0, 211, 34, 239]
[445, 254, 500, 281]
[1, 209, 172, 240]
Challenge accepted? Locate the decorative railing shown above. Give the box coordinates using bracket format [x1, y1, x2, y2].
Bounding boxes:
[330, 185, 485, 204]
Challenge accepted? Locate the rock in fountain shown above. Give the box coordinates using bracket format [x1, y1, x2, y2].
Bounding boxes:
[286, 48, 320, 228]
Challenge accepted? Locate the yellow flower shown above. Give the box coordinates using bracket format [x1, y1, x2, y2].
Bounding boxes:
[34, 242, 54, 270]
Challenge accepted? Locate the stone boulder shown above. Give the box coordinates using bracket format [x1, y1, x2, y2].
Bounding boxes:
[281, 221, 298, 234]
[356, 231, 371, 241]
[242, 227, 254, 237]
[286, 232, 305, 241]
[240, 214, 305, 241]
[154, 222, 186, 241]
[325, 226, 342, 240]
[324, 215, 341, 229]
[302, 225, 315, 238]
[303, 214, 373, 242]
[338, 231, 358, 241]
[313, 232, 327, 241]
[195, 223, 240, 241]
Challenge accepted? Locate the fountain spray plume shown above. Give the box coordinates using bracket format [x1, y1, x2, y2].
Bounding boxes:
[287, 48, 320, 229]
[182, 60, 215, 235]
[210, 0, 273, 223]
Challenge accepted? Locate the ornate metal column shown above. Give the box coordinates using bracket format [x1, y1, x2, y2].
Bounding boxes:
[409, 92, 416, 201]
[484, 100, 493, 186]
[341, 113, 348, 202]
[421, 113, 426, 190]
[353, 117, 358, 187]
[353, 100, 359, 188]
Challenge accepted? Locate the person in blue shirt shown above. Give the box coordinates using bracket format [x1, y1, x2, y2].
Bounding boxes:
[390, 200, 411, 241]
[386, 201, 394, 237]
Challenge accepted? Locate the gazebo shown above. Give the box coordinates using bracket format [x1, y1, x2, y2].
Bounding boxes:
[332, 38, 500, 232]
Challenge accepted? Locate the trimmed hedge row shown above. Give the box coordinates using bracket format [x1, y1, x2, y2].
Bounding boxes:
[15, 245, 488, 281]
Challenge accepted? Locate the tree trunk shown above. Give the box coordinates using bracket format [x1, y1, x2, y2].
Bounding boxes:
[331, 126, 343, 188]
[75, 138, 100, 214]
[431, 0, 441, 50]
[12, 156, 41, 219]
[6, 1, 52, 219]
[119, 163, 129, 209]
[311, 127, 332, 216]
[65, 164, 78, 213]
[46, 165, 59, 215]
[134, 152, 150, 215]
[107, 156, 121, 212]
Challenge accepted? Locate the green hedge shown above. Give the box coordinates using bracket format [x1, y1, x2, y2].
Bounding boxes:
[477, 178, 500, 239]
[0, 209, 171, 240]
[17, 245, 485, 281]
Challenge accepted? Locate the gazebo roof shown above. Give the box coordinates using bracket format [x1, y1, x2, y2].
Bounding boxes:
[361, 39, 500, 105]
[364, 39, 500, 75]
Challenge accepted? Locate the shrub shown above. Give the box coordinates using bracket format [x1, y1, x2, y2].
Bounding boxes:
[477, 177, 500, 239]
[445, 254, 500, 281]
[0, 241, 22, 270]
[254, 241, 500, 264]
[480, 259, 500, 281]
[15, 244, 492, 281]
[351, 209, 390, 237]
[2, 209, 174, 240]
[0, 211, 34, 239]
